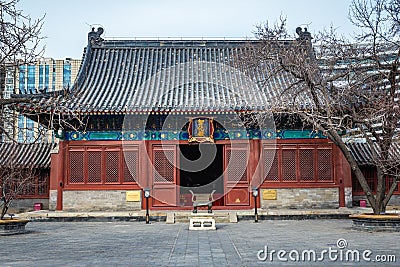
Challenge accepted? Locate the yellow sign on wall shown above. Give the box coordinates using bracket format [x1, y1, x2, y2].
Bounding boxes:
[126, 191, 141, 202]
[263, 189, 277, 200]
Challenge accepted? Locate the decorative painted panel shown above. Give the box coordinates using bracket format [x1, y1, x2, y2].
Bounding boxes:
[188, 118, 214, 143]
[225, 188, 250, 206]
[64, 129, 326, 141]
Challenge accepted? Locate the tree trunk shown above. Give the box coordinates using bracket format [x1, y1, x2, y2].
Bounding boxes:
[384, 177, 399, 208]
[374, 168, 387, 214]
[326, 130, 379, 211]
[333, 137, 389, 215]
[1, 201, 9, 220]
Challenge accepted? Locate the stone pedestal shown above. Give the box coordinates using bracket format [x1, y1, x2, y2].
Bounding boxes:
[0, 219, 29, 235]
[350, 213, 400, 231]
[189, 213, 216, 230]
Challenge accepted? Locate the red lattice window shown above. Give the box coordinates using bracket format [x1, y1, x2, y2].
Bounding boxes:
[21, 174, 36, 196]
[70, 151, 84, 183]
[353, 166, 376, 194]
[226, 148, 248, 182]
[353, 167, 400, 195]
[153, 149, 175, 183]
[87, 151, 102, 183]
[317, 149, 332, 181]
[16, 171, 49, 198]
[105, 151, 119, 183]
[282, 149, 296, 181]
[299, 149, 315, 181]
[264, 148, 279, 181]
[37, 173, 49, 196]
[387, 176, 399, 192]
[123, 150, 138, 183]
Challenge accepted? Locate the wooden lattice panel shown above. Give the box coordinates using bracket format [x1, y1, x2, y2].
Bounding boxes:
[282, 149, 296, 181]
[226, 149, 248, 182]
[105, 151, 119, 183]
[264, 148, 279, 181]
[153, 149, 175, 183]
[21, 176, 36, 195]
[354, 167, 377, 191]
[387, 176, 399, 191]
[317, 149, 332, 181]
[87, 151, 102, 183]
[37, 174, 48, 195]
[69, 151, 84, 183]
[299, 149, 315, 181]
[123, 150, 138, 183]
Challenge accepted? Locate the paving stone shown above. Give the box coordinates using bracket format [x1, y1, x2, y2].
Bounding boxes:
[1, 220, 399, 266]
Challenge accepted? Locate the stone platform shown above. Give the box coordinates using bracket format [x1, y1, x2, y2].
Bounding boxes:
[189, 213, 216, 230]
[17, 207, 388, 223]
[0, 219, 29, 235]
[350, 213, 400, 231]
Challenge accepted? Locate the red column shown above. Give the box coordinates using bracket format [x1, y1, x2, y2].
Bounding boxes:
[341, 149, 352, 207]
[56, 141, 66, 210]
[49, 153, 59, 209]
[250, 140, 262, 208]
[335, 145, 352, 207]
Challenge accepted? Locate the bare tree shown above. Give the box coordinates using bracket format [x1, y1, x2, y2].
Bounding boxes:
[0, 150, 39, 219]
[240, 0, 399, 214]
[0, 1, 86, 216]
[0, 0, 44, 65]
[0, 0, 45, 141]
[0, 0, 46, 218]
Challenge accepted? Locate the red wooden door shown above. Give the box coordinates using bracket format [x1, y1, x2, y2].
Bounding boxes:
[224, 144, 250, 206]
[151, 145, 177, 207]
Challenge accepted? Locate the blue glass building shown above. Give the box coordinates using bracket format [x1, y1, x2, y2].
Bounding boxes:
[14, 58, 81, 143]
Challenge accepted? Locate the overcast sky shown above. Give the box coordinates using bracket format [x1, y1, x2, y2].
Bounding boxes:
[19, 0, 355, 59]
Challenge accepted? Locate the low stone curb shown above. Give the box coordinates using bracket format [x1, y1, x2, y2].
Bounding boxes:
[26, 215, 166, 223]
[0, 219, 30, 235]
[350, 213, 400, 232]
[238, 213, 352, 221]
[20, 210, 355, 222]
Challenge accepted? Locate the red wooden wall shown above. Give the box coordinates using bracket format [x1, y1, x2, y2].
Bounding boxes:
[51, 138, 349, 210]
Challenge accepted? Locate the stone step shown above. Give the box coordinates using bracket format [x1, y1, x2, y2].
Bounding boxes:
[174, 212, 231, 223]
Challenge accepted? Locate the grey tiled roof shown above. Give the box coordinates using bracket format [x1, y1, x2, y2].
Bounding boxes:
[347, 142, 400, 165]
[66, 30, 305, 114]
[0, 143, 56, 168]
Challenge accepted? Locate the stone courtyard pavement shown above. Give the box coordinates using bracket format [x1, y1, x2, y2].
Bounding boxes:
[1, 219, 399, 266]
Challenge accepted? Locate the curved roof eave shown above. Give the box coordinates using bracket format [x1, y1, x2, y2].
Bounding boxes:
[65, 27, 310, 114]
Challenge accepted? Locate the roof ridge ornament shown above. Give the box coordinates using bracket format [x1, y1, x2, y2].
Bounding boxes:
[296, 27, 312, 41]
[88, 27, 104, 46]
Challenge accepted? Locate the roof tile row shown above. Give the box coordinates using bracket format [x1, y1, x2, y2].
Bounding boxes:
[0, 143, 56, 168]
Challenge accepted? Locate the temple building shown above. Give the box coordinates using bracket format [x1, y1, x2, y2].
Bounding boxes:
[0, 143, 55, 212]
[33, 28, 356, 211]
